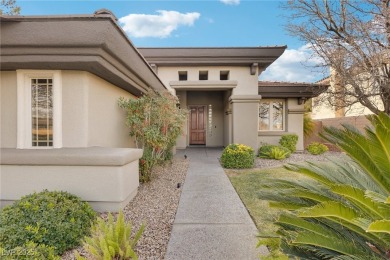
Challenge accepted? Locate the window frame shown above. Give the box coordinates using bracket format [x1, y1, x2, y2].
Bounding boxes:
[258, 99, 286, 131]
[17, 70, 62, 149]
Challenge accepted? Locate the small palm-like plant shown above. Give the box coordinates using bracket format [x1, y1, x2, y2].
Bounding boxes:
[258, 113, 390, 259]
[76, 211, 144, 260]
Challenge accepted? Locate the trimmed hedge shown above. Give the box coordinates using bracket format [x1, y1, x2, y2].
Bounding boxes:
[221, 144, 255, 169]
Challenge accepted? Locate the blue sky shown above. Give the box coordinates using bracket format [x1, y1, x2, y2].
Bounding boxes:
[16, 0, 327, 82]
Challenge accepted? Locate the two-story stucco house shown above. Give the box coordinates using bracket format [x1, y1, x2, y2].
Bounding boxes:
[0, 10, 326, 211]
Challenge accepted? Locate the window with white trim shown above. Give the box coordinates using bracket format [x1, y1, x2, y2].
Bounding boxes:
[259, 99, 285, 131]
[17, 70, 62, 148]
[31, 78, 53, 146]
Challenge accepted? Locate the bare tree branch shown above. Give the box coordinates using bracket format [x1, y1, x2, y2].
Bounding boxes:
[284, 0, 390, 115]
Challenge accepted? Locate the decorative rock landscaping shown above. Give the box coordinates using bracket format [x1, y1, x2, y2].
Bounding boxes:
[62, 157, 189, 260]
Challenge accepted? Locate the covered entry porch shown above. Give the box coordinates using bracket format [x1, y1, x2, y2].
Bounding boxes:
[176, 90, 232, 148]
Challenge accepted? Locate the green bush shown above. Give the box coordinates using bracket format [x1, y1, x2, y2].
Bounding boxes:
[221, 144, 255, 169]
[0, 190, 96, 255]
[279, 134, 298, 153]
[119, 91, 187, 182]
[258, 145, 291, 159]
[0, 242, 60, 260]
[306, 142, 328, 155]
[76, 211, 144, 260]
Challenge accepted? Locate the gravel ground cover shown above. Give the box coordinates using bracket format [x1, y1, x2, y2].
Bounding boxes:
[62, 157, 189, 260]
[256, 151, 343, 169]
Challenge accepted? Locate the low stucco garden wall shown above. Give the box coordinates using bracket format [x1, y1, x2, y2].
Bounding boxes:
[0, 147, 142, 212]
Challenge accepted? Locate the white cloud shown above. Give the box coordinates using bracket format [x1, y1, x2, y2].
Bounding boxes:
[119, 10, 201, 38]
[220, 0, 240, 5]
[260, 44, 325, 82]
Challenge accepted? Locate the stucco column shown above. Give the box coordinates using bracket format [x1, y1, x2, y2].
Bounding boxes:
[230, 95, 262, 151]
[287, 99, 305, 151]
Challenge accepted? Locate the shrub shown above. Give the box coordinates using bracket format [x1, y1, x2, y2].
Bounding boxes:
[258, 144, 291, 159]
[0, 190, 96, 255]
[221, 144, 255, 169]
[0, 242, 60, 260]
[119, 91, 187, 182]
[279, 134, 298, 153]
[76, 211, 144, 260]
[306, 142, 328, 155]
[257, 113, 390, 259]
[303, 113, 315, 137]
[268, 146, 290, 160]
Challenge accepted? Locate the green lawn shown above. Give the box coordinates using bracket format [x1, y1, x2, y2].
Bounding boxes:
[226, 167, 295, 234]
[226, 167, 299, 259]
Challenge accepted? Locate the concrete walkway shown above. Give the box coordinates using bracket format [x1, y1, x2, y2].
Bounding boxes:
[166, 147, 265, 260]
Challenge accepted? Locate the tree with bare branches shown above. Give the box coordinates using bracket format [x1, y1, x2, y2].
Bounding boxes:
[284, 0, 390, 115]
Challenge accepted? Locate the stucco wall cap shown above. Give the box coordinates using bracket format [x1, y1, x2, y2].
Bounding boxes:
[0, 147, 143, 166]
[94, 9, 118, 21]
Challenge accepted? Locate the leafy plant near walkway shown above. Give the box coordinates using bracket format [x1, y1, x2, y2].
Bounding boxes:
[258, 144, 291, 160]
[257, 113, 390, 259]
[119, 91, 187, 182]
[0, 190, 96, 255]
[221, 144, 255, 169]
[76, 211, 144, 260]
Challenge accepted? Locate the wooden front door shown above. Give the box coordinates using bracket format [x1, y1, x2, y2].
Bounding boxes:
[189, 106, 206, 145]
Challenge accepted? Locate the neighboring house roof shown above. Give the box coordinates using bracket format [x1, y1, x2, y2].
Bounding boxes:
[0, 9, 166, 96]
[258, 81, 328, 100]
[138, 47, 287, 74]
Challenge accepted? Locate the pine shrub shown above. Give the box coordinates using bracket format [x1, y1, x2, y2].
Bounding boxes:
[221, 144, 255, 169]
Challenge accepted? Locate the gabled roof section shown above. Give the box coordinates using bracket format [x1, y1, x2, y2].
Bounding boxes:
[138, 47, 287, 72]
[258, 81, 329, 98]
[0, 10, 166, 96]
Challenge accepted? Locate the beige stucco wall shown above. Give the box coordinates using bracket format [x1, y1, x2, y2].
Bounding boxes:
[176, 91, 188, 149]
[187, 91, 224, 147]
[0, 71, 17, 148]
[223, 91, 232, 147]
[156, 66, 259, 149]
[232, 101, 259, 149]
[86, 73, 134, 148]
[62, 71, 89, 147]
[157, 66, 258, 95]
[0, 70, 135, 149]
[258, 98, 305, 151]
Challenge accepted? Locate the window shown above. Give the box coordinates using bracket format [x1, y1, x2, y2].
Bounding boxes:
[220, 70, 229, 80]
[31, 78, 53, 147]
[199, 71, 208, 80]
[259, 100, 284, 131]
[178, 71, 187, 81]
[17, 70, 62, 148]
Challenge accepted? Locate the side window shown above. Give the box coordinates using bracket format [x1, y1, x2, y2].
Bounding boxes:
[259, 100, 285, 131]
